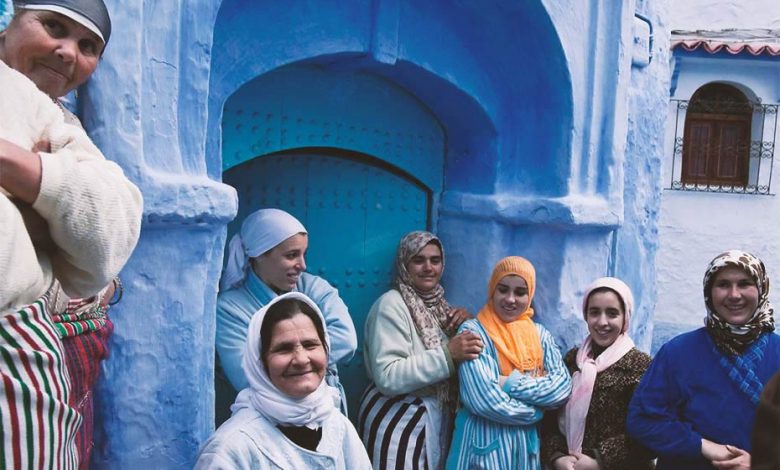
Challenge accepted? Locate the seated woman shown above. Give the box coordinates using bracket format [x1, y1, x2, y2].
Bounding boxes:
[216, 208, 357, 423]
[358, 231, 481, 470]
[196, 292, 371, 469]
[628, 250, 780, 470]
[541, 277, 653, 470]
[454, 256, 571, 470]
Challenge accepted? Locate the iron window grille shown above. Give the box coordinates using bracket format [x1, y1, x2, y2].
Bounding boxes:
[668, 86, 778, 195]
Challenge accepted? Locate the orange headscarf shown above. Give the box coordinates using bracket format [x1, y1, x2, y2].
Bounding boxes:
[477, 256, 545, 376]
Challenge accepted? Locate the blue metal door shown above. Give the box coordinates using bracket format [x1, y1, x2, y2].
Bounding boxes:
[224, 149, 430, 418]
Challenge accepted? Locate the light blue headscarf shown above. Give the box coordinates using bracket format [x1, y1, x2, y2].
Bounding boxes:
[220, 209, 307, 291]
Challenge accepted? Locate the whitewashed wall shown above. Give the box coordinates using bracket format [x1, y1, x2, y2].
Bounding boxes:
[654, 1, 780, 351]
[668, 0, 780, 30]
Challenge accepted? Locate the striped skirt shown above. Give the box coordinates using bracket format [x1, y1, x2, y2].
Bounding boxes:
[54, 296, 115, 470]
[1, 294, 81, 469]
[59, 318, 113, 470]
[357, 384, 430, 470]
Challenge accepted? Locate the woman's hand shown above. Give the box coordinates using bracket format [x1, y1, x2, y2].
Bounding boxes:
[702, 438, 733, 462]
[0, 138, 42, 203]
[552, 455, 577, 470]
[447, 330, 483, 363]
[712, 445, 750, 470]
[572, 452, 600, 470]
[31, 140, 51, 154]
[445, 307, 472, 331]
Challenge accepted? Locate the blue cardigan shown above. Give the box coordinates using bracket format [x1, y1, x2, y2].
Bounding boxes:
[627, 328, 780, 470]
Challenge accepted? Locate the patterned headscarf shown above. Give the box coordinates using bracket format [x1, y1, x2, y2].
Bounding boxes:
[703, 250, 775, 356]
[394, 231, 456, 414]
[395, 231, 454, 340]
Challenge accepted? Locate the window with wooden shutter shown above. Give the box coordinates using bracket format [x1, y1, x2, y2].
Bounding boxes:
[681, 84, 752, 187]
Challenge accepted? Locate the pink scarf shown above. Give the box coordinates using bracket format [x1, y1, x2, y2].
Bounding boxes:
[560, 277, 636, 454]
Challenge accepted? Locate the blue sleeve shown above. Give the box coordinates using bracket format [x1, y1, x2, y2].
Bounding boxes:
[502, 326, 571, 409]
[458, 320, 544, 426]
[302, 274, 358, 365]
[215, 294, 251, 390]
[626, 344, 702, 460]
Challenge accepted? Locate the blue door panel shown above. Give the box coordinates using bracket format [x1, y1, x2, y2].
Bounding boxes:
[221, 64, 445, 193]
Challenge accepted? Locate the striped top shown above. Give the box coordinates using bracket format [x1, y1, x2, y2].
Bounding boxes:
[453, 318, 571, 469]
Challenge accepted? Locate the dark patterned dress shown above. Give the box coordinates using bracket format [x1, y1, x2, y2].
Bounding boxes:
[541, 347, 655, 470]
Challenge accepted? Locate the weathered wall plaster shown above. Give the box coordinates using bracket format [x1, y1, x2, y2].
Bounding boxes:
[668, 0, 780, 30]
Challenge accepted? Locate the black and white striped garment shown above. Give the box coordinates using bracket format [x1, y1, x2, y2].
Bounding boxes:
[357, 384, 429, 470]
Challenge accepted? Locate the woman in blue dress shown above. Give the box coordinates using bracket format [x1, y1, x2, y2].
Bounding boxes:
[628, 250, 780, 470]
[215, 208, 357, 424]
[454, 256, 571, 469]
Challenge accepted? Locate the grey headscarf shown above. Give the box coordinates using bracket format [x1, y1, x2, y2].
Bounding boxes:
[14, 0, 111, 45]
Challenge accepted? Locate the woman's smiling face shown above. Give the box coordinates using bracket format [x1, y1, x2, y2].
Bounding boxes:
[251, 233, 308, 294]
[586, 289, 625, 348]
[710, 265, 759, 325]
[0, 10, 103, 98]
[492, 275, 530, 323]
[264, 312, 327, 398]
[406, 242, 443, 293]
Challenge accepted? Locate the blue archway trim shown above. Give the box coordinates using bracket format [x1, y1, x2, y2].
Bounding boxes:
[207, 0, 572, 196]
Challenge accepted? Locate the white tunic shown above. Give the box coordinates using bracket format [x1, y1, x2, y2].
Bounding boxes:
[195, 408, 372, 469]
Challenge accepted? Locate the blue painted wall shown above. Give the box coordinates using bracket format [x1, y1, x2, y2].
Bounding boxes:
[0, 0, 11, 28]
[44, 0, 673, 467]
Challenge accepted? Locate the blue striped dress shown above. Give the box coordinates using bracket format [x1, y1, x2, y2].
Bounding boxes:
[453, 319, 571, 469]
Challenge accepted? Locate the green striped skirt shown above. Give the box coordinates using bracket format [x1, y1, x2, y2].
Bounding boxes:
[1, 293, 81, 469]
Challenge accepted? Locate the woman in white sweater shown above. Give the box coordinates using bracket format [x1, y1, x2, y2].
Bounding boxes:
[0, 2, 142, 467]
[358, 231, 482, 470]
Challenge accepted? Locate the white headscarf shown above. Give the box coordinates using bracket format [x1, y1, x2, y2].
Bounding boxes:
[230, 292, 340, 428]
[220, 209, 307, 291]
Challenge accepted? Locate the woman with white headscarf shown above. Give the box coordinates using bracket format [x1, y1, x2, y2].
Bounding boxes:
[540, 277, 653, 470]
[628, 250, 780, 470]
[215, 208, 357, 424]
[197, 292, 371, 469]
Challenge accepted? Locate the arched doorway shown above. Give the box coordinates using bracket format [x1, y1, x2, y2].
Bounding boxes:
[219, 65, 444, 419]
[207, 0, 575, 438]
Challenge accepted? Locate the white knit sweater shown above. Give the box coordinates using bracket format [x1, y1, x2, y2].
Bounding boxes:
[0, 61, 143, 312]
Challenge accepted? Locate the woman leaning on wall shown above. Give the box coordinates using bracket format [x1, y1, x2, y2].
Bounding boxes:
[0, 1, 143, 467]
